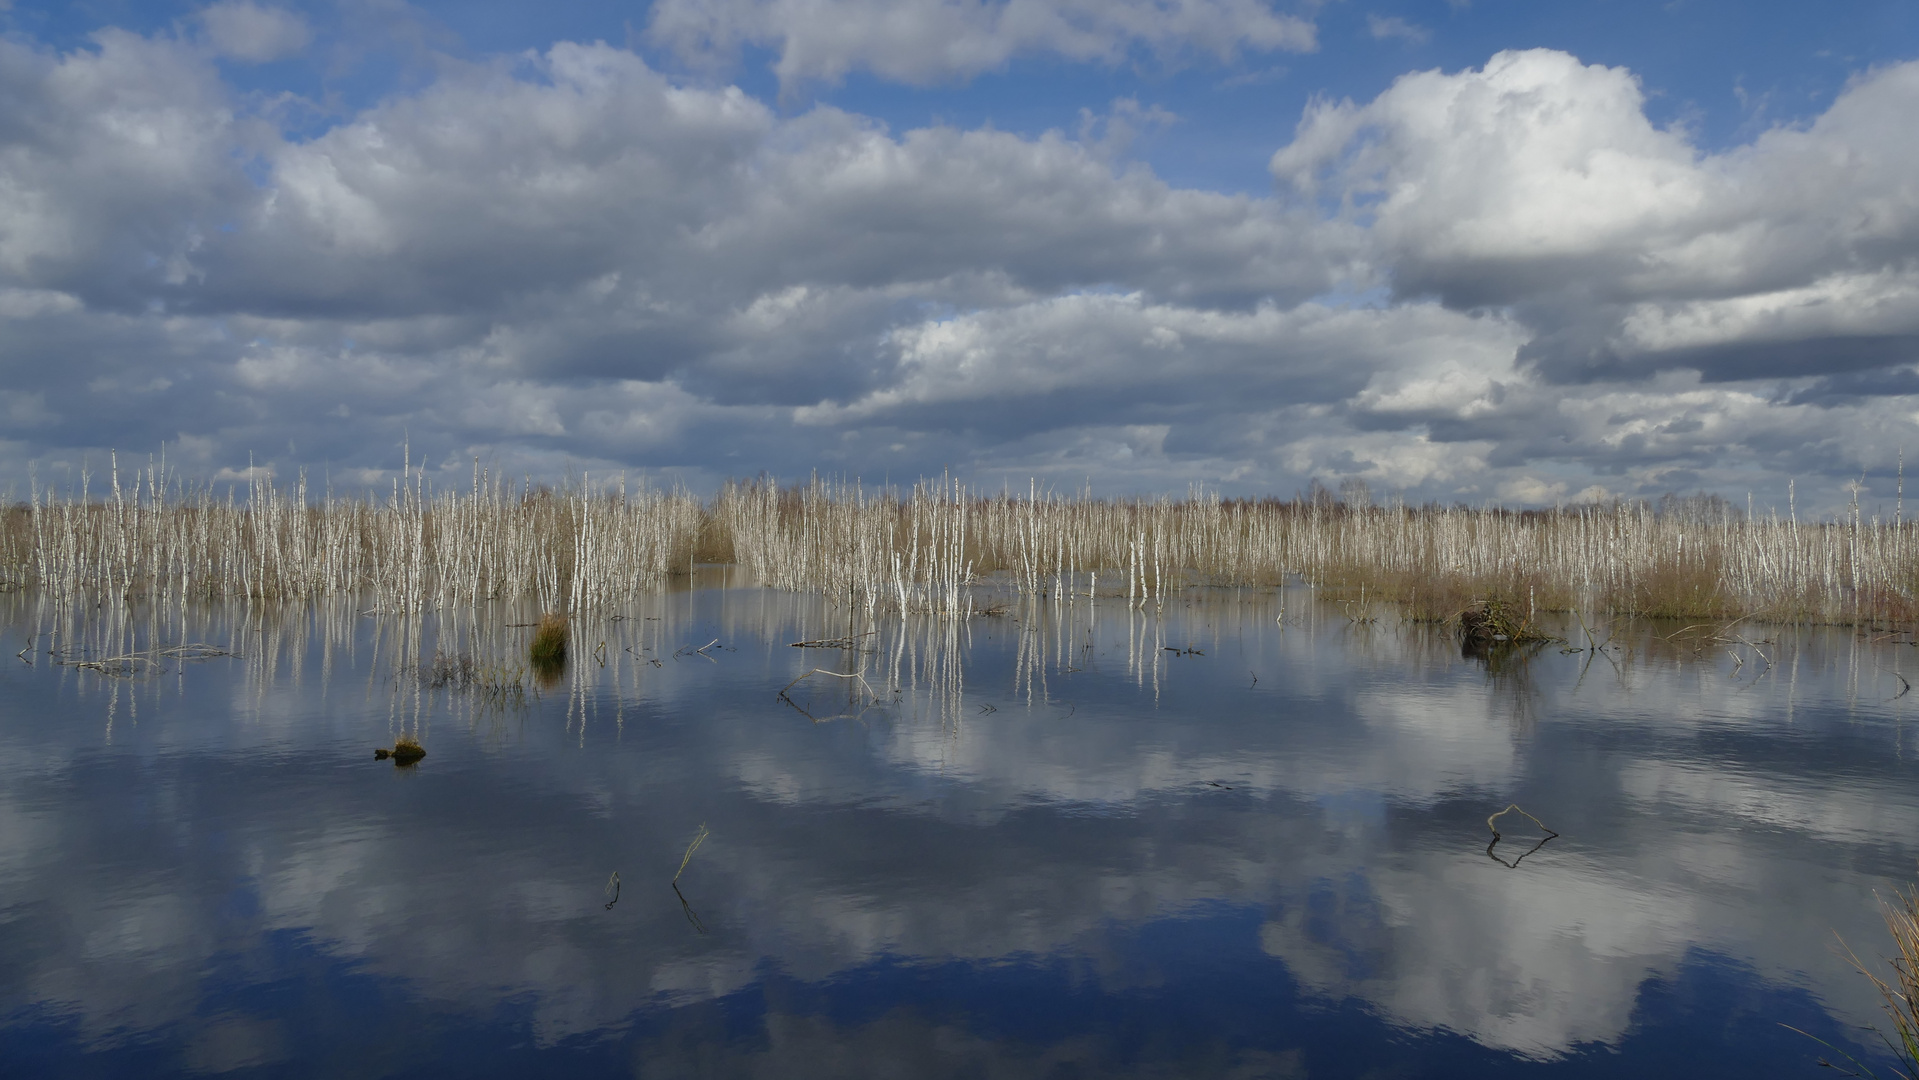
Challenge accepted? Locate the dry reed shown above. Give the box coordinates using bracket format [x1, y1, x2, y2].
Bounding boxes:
[5, 453, 705, 613]
[712, 478, 1919, 626]
[8, 458, 1919, 627]
[1834, 885, 1919, 1078]
[1795, 884, 1919, 1078]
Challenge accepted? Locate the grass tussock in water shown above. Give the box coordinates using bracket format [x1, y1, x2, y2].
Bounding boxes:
[390, 736, 425, 765]
[374, 736, 426, 765]
[529, 613, 568, 665]
[8, 457, 1919, 627]
[1457, 599, 1553, 646]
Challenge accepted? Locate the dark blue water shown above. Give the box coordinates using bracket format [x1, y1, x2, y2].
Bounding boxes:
[1, 585, 1914, 1078]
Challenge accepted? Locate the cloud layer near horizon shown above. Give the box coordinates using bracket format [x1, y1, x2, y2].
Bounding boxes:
[1, 21, 1917, 510]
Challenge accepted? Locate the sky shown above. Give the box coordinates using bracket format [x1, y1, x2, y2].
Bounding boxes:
[2, 0, 1917, 511]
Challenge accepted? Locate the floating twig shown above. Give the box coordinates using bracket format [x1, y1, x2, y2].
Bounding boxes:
[1486, 803, 1555, 838]
[53, 641, 238, 677]
[673, 824, 709, 884]
[672, 638, 722, 662]
[1486, 803, 1559, 869]
[789, 633, 875, 649]
[776, 667, 884, 721]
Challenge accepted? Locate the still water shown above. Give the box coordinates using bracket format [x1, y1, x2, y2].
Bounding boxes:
[2, 583, 1917, 1078]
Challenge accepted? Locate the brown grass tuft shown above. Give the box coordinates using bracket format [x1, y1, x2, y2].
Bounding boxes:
[1457, 599, 1553, 645]
[1833, 883, 1919, 1077]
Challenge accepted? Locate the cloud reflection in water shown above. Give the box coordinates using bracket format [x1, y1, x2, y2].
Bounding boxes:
[0, 585, 1910, 1075]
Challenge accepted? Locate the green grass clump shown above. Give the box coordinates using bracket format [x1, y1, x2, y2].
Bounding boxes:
[529, 613, 569, 665]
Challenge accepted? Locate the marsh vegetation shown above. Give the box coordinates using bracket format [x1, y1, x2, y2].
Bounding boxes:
[5, 458, 1916, 627]
[1812, 883, 1919, 1080]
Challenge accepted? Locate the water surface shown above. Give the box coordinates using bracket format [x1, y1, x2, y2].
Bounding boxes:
[2, 585, 1915, 1077]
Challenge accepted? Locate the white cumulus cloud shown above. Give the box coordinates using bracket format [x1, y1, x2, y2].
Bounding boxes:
[1, 32, 1918, 511]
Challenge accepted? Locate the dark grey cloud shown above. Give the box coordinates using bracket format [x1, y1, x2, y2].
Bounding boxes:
[1785, 366, 1919, 408]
